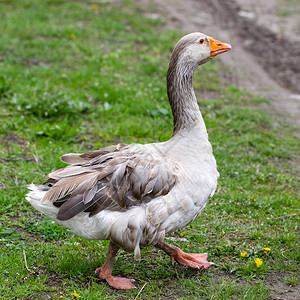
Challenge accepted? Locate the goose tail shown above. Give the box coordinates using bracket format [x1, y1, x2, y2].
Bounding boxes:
[26, 184, 59, 219]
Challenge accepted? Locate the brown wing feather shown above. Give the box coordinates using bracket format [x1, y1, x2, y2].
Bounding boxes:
[43, 144, 176, 221]
[60, 144, 128, 164]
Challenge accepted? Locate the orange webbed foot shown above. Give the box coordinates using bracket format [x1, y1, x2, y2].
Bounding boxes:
[156, 241, 214, 269]
[170, 251, 213, 269]
[95, 267, 136, 290]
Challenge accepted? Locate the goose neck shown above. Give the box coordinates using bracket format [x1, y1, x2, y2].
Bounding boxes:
[167, 63, 205, 135]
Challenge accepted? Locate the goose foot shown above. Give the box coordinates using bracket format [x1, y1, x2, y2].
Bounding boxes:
[95, 241, 136, 290]
[95, 267, 136, 289]
[155, 241, 213, 269]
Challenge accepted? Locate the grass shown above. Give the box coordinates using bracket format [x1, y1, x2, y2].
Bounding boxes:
[277, 0, 300, 17]
[0, 0, 299, 299]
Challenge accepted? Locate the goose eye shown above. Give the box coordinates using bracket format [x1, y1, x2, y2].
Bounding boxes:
[199, 39, 205, 44]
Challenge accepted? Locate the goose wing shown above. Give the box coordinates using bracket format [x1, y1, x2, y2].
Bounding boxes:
[42, 143, 176, 221]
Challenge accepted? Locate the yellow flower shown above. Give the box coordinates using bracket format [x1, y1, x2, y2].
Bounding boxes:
[240, 251, 247, 257]
[92, 4, 99, 10]
[69, 33, 75, 39]
[215, 246, 220, 250]
[71, 290, 80, 298]
[250, 196, 256, 202]
[263, 247, 271, 252]
[254, 258, 263, 267]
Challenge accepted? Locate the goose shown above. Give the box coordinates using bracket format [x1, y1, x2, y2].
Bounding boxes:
[26, 32, 231, 290]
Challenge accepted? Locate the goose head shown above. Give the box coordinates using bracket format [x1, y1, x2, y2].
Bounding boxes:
[170, 32, 231, 69]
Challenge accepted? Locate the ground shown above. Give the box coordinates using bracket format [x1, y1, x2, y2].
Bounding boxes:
[0, 0, 299, 299]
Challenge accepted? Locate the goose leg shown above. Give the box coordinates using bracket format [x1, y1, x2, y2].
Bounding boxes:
[95, 241, 136, 290]
[155, 241, 213, 269]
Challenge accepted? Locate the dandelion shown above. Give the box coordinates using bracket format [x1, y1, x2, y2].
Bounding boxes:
[250, 196, 256, 202]
[71, 290, 80, 298]
[91, 4, 99, 10]
[240, 251, 247, 257]
[215, 246, 220, 250]
[264, 247, 271, 254]
[69, 33, 75, 39]
[254, 258, 263, 267]
[231, 244, 236, 248]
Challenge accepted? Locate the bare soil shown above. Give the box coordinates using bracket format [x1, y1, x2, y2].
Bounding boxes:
[142, 0, 300, 127]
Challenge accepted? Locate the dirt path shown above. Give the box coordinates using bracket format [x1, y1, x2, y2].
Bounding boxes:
[143, 0, 300, 126]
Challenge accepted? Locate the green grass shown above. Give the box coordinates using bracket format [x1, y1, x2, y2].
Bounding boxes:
[0, 0, 299, 299]
[277, 0, 300, 17]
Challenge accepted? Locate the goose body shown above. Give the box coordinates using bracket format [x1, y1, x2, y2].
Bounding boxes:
[28, 127, 217, 257]
[26, 32, 231, 289]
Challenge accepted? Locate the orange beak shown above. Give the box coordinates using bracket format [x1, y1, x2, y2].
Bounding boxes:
[208, 36, 232, 57]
